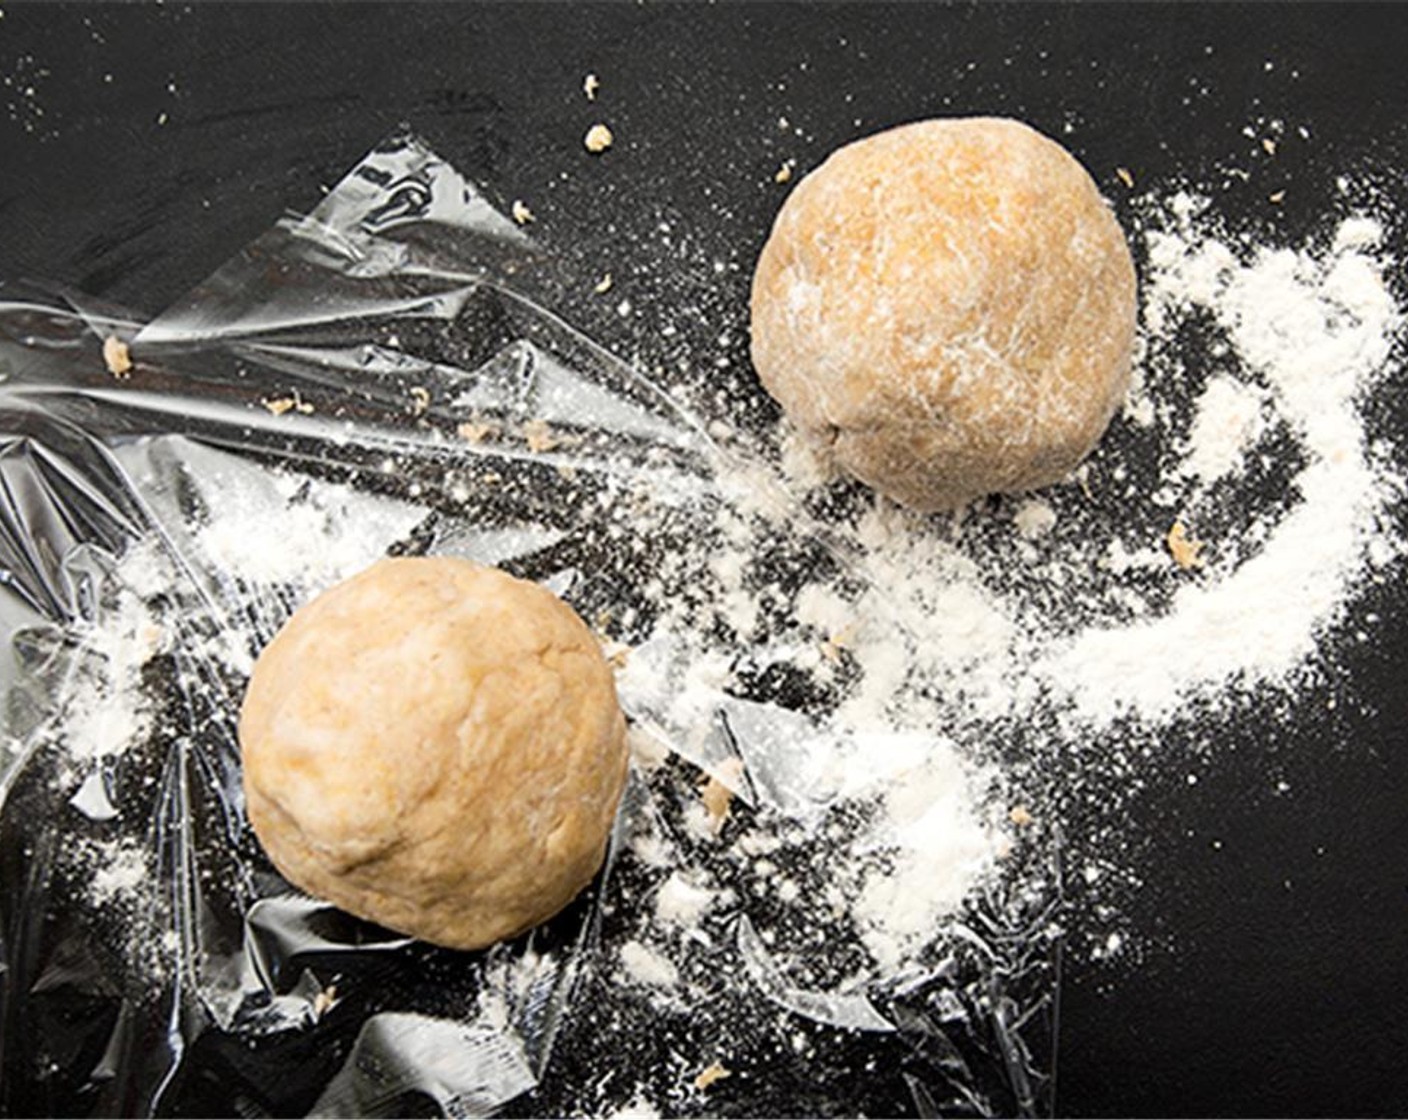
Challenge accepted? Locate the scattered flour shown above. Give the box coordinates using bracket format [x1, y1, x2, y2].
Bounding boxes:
[192, 466, 425, 593]
[850, 748, 1003, 974]
[14, 143, 1407, 1119]
[57, 545, 170, 769]
[1013, 498, 1058, 539]
[1037, 207, 1401, 722]
[654, 872, 717, 927]
[1177, 375, 1266, 482]
[606, 1091, 662, 1119]
[619, 940, 680, 990]
[606, 192, 1406, 1003]
[87, 839, 150, 906]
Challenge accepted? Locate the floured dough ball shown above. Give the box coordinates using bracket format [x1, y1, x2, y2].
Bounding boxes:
[238, 556, 628, 950]
[751, 117, 1137, 511]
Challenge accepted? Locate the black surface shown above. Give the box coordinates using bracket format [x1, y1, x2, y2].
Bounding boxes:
[4, 2, 1408, 1117]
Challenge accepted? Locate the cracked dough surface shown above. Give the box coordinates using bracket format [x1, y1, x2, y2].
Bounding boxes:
[750, 116, 1137, 511]
[239, 556, 628, 950]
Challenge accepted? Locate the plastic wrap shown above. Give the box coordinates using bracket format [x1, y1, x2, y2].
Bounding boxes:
[0, 134, 1059, 1118]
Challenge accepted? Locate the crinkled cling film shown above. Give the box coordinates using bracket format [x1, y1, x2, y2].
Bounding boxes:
[0, 134, 1059, 1118]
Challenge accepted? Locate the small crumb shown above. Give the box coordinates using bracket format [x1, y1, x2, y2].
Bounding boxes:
[1115, 166, 1135, 189]
[312, 984, 338, 1018]
[1166, 520, 1206, 570]
[584, 123, 614, 154]
[102, 336, 132, 378]
[408, 386, 431, 416]
[594, 272, 614, 295]
[1009, 805, 1034, 827]
[774, 162, 793, 184]
[583, 73, 600, 101]
[692, 1063, 732, 1092]
[600, 638, 631, 669]
[1261, 137, 1277, 155]
[262, 391, 314, 417]
[457, 419, 500, 445]
[523, 418, 560, 454]
[700, 757, 745, 833]
[819, 622, 856, 664]
[511, 199, 534, 225]
[1268, 189, 1286, 204]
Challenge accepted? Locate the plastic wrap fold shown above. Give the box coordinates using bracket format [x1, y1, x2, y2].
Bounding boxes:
[0, 134, 1059, 1118]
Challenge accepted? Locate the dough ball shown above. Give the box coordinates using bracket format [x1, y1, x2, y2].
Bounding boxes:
[750, 117, 1137, 511]
[238, 556, 628, 950]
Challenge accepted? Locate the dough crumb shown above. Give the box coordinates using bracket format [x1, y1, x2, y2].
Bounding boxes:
[522, 418, 560, 453]
[312, 983, 338, 1019]
[583, 73, 600, 101]
[584, 123, 614, 153]
[1269, 189, 1286, 204]
[594, 272, 614, 294]
[511, 199, 534, 225]
[1166, 520, 1206, 570]
[1009, 805, 1034, 827]
[774, 161, 793, 184]
[102, 336, 133, 378]
[262, 391, 314, 417]
[692, 1063, 732, 1092]
[1262, 137, 1277, 155]
[456, 418, 500, 445]
[408, 386, 430, 416]
[700, 757, 745, 832]
[599, 637, 631, 669]
[1116, 166, 1135, 189]
[819, 622, 856, 664]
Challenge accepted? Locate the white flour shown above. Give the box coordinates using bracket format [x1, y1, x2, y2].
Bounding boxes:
[1178, 375, 1266, 483]
[55, 546, 170, 771]
[601, 187, 1406, 991]
[653, 872, 718, 927]
[86, 839, 150, 905]
[618, 940, 681, 990]
[21, 157, 1407, 1113]
[850, 746, 1004, 974]
[1031, 205, 1401, 722]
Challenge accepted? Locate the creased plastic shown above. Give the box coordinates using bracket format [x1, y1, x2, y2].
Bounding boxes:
[0, 133, 1059, 1118]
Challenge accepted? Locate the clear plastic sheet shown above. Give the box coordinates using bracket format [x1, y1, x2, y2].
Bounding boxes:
[0, 133, 1059, 1118]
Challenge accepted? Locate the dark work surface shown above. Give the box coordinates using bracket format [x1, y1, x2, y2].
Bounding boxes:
[4, 3, 1408, 1117]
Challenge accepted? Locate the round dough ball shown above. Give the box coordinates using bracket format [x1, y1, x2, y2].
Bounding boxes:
[238, 556, 628, 950]
[750, 117, 1137, 511]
